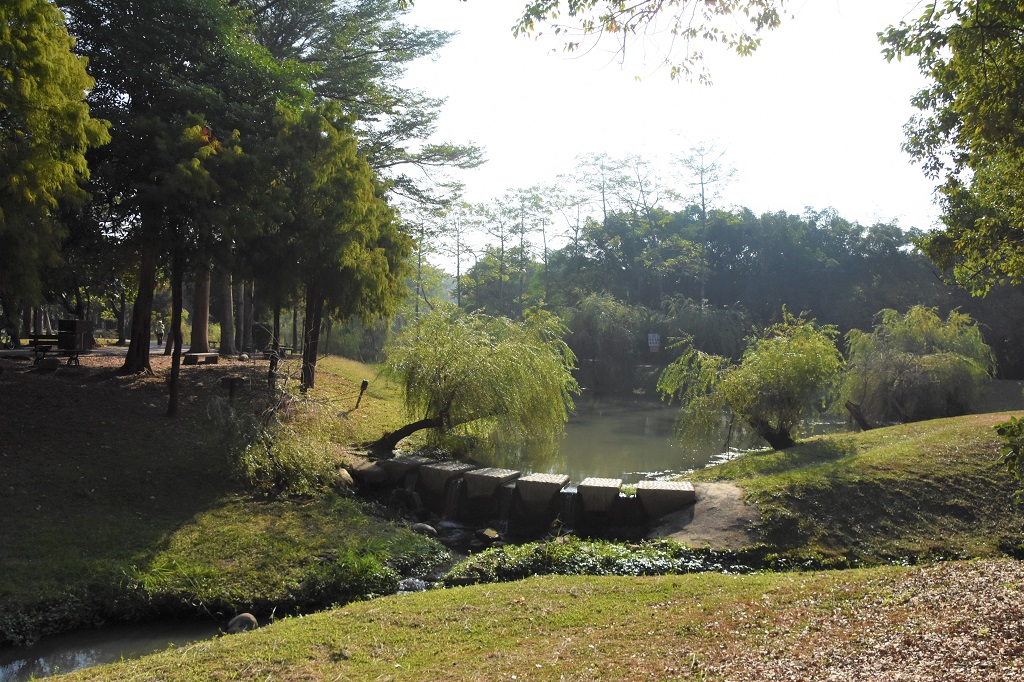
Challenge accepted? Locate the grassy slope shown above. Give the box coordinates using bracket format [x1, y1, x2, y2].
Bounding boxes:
[0, 353, 439, 645]
[694, 412, 1024, 562]
[53, 559, 1024, 681]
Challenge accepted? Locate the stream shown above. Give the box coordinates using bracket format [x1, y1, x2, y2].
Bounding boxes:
[0, 621, 221, 682]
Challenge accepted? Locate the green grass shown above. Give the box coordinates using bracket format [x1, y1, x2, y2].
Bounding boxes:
[694, 412, 1024, 562]
[0, 354, 445, 646]
[55, 566, 903, 681]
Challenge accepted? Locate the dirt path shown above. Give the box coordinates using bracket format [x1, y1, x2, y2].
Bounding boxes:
[645, 482, 759, 549]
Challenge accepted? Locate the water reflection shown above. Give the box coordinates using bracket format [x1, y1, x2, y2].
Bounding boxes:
[546, 399, 765, 484]
[0, 621, 221, 682]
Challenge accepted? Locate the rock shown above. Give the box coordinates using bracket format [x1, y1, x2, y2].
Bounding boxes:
[334, 468, 354, 488]
[238, 353, 250, 362]
[475, 527, 501, 543]
[411, 522, 437, 538]
[397, 577, 430, 593]
[227, 613, 258, 634]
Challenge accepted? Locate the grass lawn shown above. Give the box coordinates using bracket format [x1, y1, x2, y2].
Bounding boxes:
[52, 559, 1024, 681]
[0, 353, 443, 645]
[4, 352, 1024, 679]
[694, 412, 1024, 562]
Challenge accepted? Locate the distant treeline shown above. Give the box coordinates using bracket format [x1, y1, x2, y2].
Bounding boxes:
[455, 206, 1024, 387]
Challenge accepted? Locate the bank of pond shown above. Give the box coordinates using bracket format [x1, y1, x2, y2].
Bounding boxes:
[3, 404, 1023, 680]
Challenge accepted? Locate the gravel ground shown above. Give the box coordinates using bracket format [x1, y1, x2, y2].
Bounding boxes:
[706, 559, 1024, 681]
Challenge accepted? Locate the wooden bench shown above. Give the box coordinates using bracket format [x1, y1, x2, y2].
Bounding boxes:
[183, 352, 220, 365]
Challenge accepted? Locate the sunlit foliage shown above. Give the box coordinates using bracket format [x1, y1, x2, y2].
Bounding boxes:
[658, 313, 843, 450]
[842, 306, 995, 424]
[381, 305, 579, 462]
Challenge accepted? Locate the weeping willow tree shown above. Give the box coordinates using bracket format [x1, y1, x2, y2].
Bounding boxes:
[658, 314, 844, 450]
[369, 305, 579, 464]
[842, 306, 996, 424]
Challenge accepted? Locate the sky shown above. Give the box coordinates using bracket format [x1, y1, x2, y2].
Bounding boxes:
[400, 0, 940, 237]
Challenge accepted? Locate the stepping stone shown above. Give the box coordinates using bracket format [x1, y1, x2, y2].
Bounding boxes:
[636, 480, 696, 519]
[348, 460, 387, 485]
[463, 467, 520, 498]
[418, 460, 477, 496]
[577, 477, 622, 513]
[515, 473, 570, 507]
[378, 455, 433, 483]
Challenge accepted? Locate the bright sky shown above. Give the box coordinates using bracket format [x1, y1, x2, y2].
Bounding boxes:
[401, 0, 940, 237]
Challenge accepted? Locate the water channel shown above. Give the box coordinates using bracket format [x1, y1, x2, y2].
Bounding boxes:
[0, 621, 222, 682]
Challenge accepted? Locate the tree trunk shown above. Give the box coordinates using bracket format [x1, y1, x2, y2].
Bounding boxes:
[291, 305, 298, 351]
[122, 238, 158, 374]
[845, 401, 874, 431]
[272, 304, 281, 347]
[190, 260, 211, 353]
[115, 289, 127, 346]
[367, 416, 445, 454]
[749, 418, 796, 450]
[167, 251, 185, 417]
[301, 281, 324, 390]
[241, 280, 254, 352]
[234, 280, 244, 351]
[217, 269, 235, 356]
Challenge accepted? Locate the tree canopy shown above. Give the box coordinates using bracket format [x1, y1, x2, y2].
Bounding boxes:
[882, 1, 1024, 294]
[0, 0, 109, 304]
[842, 306, 995, 424]
[512, 0, 785, 79]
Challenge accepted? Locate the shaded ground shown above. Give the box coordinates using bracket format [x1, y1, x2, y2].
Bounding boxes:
[0, 350, 257, 598]
[645, 482, 759, 549]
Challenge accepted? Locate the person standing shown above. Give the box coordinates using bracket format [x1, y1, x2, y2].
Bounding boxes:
[155, 319, 165, 346]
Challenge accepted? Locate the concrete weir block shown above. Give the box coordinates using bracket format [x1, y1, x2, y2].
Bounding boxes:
[577, 477, 623, 513]
[378, 455, 433, 484]
[417, 460, 478, 496]
[462, 467, 520, 498]
[515, 473, 570, 507]
[636, 480, 696, 519]
[348, 459, 388, 485]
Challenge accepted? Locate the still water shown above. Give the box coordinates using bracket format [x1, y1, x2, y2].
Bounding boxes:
[0, 621, 221, 682]
[551, 398, 766, 484]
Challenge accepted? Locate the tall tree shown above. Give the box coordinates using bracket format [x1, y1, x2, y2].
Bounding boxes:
[0, 0, 109, 309]
[63, 0, 307, 374]
[240, 0, 483, 204]
[270, 103, 410, 390]
[882, 1, 1024, 295]
[674, 142, 735, 306]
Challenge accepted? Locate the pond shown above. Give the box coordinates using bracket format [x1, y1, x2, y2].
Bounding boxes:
[547, 398, 766, 484]
[0, 621, 221, 682]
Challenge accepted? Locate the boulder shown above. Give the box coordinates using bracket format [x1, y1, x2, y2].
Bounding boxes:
[227, 613, 258, 634]
[411, 522, 438, 538]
